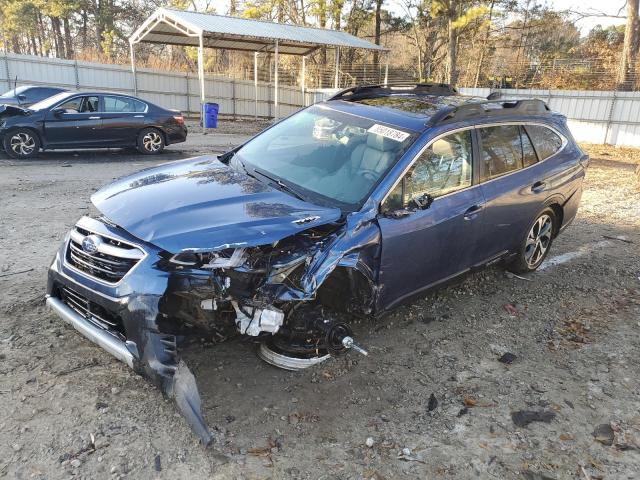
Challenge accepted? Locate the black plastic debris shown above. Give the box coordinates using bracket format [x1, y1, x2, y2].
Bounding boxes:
[427, 393, 438, 412]
[498, 352, 517, 364]
[592, 423, 614, 446]
[457, 407, 469, 417]
[511, 410, 556, 428]
[154, 454, 161, 472]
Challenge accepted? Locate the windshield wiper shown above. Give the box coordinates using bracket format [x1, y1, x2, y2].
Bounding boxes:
[252, 168, 307, 202]
[231, 157, 262, 183]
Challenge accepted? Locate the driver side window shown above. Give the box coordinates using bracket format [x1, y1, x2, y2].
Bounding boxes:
[389, 130, 473, 210]
[57, 96, 99, 113]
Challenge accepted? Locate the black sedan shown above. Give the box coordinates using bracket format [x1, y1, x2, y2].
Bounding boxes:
[0, 85, 68, 107]
[0, 91, 187, 159]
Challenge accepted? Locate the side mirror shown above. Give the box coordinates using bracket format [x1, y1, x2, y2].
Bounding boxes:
[52, 108, 65, 117]
[17, 94, 26, 102]
[412, 192, 433, 210]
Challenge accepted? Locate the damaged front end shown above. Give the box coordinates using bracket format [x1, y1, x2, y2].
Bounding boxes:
[46, 157, 380, 445]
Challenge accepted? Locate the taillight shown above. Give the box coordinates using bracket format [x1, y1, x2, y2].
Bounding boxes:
[173, 115, 184, 125]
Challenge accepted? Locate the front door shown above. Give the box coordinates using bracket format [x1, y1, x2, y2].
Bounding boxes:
[44, 96, 102, 147]
[377, 129, 485, 310]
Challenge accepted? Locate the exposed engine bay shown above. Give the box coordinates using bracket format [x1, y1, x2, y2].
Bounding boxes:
[47, 201, 379, 445]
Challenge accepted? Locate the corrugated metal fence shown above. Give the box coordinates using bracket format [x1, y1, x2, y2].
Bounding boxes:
[458, 88, 640, 148]
[0, 52, 314, 118]
[3, 52, 640, 147]
[314, 87, 640, 147]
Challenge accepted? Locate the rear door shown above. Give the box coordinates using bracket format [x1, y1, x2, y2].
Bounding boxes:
[98, 95, 147, 144]
[44, 95, 102, 147]
[377, 128, 486, 309]
[475, 124, 548, 261]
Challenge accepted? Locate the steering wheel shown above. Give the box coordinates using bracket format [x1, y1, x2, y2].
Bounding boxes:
[359, 170, 378, 182]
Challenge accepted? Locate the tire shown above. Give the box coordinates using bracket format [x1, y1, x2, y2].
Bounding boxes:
[136, 128, 165, 155]
[507, 207, 557, 274]
[3, 128, 40, 159]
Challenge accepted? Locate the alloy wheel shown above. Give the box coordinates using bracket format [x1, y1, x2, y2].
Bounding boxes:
[10, 132, 36, 156]
[525, 214, 553, 267]
[142, 131, 162, 152]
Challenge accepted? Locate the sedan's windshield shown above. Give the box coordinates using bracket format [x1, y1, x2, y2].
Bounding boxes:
[235, 105, 417, 210]
[29, 92, 72, 111]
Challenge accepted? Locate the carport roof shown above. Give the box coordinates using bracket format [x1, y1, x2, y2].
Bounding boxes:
[129, 8, 387, 55]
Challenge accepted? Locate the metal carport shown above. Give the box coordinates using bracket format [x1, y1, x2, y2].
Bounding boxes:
[129, 8, 388, 123]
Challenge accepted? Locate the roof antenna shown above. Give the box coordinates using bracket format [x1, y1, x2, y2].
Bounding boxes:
[14, 75, 17, 97]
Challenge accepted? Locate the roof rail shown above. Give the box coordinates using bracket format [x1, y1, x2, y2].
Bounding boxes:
[329, 82, 458, 101]
[427, 98, 550, 126]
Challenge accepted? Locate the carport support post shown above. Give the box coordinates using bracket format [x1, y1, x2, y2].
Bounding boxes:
[384, 51, 389, 85]
[274, 40, 279, 120]
[254, 52, 258, 120]
[301, 56, 306, 107]
[334, 47, 340, 89]
[198, 33, 205, 133]
[129, 41, 138, 96]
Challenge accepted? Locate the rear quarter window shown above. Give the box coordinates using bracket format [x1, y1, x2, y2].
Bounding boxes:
[525, 125, 563, 160]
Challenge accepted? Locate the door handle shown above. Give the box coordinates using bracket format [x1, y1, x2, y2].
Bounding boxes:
[134, 115, 145, 118]
[531, 181, 546, 192]
[88, 116, 101, 120]
[463, 204, 484, 220]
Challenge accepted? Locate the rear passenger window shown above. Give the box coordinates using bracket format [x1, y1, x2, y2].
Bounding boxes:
[521, 126, 538, 167]
[479, 126, 522, 180]
[525, 125, 563, 160]
[103, 96, 146, 113]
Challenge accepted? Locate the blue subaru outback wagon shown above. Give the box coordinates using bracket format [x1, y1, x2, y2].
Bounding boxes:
[46, 83, 587, 443]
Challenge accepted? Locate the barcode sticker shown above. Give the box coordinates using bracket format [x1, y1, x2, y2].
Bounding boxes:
[367, 124, 410, 142]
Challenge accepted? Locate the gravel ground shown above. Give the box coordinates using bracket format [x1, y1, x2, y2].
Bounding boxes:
[0, 123, 639, 480]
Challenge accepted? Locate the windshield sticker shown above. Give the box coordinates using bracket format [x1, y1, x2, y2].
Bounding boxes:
[367, 124, 410, 142]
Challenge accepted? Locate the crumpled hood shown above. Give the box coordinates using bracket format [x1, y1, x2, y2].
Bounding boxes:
[91, 155, 342, 253]
[0, 104, 30, 117]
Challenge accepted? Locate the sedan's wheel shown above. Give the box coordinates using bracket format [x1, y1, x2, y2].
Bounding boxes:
[3, 129, 40, 159]
[508, 208, 557, 274]
[137, 128, 165, 155]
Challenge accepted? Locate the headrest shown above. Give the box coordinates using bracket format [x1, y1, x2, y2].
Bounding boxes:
[366, 133, 398, 152]
[431, 138, 455, 157]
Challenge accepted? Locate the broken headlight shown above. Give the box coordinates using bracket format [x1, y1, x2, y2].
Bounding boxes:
[169, 252, 202, 266]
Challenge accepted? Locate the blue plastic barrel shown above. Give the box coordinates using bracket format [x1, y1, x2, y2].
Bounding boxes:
[202, 102, 219, 128]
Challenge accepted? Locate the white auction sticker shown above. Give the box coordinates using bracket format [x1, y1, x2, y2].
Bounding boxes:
[367, 124, 410, 142]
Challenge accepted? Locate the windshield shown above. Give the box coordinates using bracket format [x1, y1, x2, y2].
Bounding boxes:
[235, 105, 416, 210]
[29, 92, 72, 111]
[0, 86, 29, 98]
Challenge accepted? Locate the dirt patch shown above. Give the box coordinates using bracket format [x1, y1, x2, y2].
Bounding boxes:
[1, 135, 639, 479]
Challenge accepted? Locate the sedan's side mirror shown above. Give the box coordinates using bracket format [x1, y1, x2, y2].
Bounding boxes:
[17, 94, 26, 102]
[52, 108, 65, 117]
[412, 192, 434, 210]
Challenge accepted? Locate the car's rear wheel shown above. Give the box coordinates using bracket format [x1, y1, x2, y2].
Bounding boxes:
[508, 208, 557, 273]
[3, 129, 40, 159]
[137, 128, 165, 155]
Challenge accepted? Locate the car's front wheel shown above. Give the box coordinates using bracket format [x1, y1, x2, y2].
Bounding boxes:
[137, 128, 165, 155]
[3, 129, 40, 159]
[508, 208, 557, 273]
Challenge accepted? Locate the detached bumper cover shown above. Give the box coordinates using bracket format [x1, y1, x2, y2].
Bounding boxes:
[46, 295, 135, 368]
[46, 217, 213, 445]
